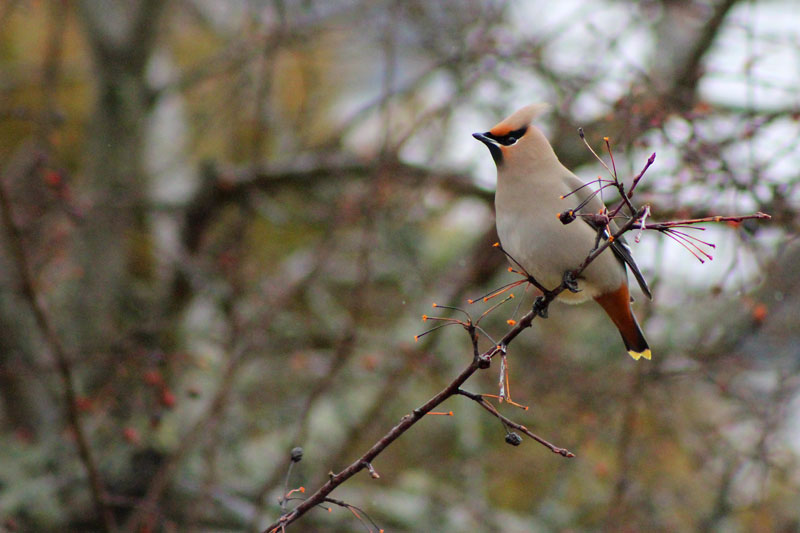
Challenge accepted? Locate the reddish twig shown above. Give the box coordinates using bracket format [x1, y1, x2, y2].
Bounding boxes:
[635, 212, 771, 229]
[628, 152, 656, 199]
[602, 136, 639, 218]
[636, 212, 771, 263]
[578, 128, 640, 218]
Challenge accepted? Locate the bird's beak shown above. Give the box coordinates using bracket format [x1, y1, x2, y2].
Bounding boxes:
[473, 132, 502, 165]
[472, 132, 496, 146]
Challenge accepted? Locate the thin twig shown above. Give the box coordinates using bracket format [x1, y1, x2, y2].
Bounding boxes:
[322, 497, 383, 532]
[456, 389, 573, 457]
[628, 152, 656, 199]
[635, 212, 771, 229]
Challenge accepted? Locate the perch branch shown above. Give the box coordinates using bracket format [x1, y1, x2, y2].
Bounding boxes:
[261, 202, 649, 533]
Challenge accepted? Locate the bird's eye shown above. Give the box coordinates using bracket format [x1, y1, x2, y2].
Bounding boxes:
[499, 127, 527, 145]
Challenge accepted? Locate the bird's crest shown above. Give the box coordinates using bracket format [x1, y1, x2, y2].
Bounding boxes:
[489, 103, 550, 136]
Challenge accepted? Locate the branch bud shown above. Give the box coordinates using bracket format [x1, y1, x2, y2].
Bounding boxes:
[291, 447, 304, 462]
[558, 210, 576, 224]
[505, 432, 523, 446]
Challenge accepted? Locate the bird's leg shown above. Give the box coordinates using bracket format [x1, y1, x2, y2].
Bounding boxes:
[563, 270, 581, 293]
[530, 272, 580, 318]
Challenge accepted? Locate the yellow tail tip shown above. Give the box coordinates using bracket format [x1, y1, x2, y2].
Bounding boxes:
[628, 349, 652, 361]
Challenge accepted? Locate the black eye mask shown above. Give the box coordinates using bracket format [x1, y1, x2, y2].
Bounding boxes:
[473, 126, 529, 165]
[485, 126, 528, 146]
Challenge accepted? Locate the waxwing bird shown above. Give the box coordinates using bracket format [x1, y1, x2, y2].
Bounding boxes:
[473, 103, 652, 360]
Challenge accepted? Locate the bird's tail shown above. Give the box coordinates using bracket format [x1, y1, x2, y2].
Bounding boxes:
[620, 311, 651, 360]
[594, 284, 651, 361]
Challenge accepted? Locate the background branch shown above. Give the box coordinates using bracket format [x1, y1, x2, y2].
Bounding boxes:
[0, 178, 115, 532]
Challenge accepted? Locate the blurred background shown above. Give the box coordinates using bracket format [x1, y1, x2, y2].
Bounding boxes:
[1, 0, 799, 531]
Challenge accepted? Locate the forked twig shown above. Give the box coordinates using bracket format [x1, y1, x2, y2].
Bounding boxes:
[457, 389, 573, 457]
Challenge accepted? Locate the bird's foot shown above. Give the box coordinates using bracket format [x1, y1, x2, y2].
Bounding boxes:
[563, 271, 581, 293]
[533, 295, 549, 318]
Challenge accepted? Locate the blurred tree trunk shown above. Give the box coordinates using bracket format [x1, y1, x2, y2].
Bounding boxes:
[72, 0, 167, 350]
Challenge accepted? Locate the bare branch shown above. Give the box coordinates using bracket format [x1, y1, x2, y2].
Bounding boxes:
[0, 177, 116, 532]
[262, 356, 486, 532]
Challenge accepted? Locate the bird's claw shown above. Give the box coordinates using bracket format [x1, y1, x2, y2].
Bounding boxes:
[533, 296, 549, 318]
[563, 271, 581, 293]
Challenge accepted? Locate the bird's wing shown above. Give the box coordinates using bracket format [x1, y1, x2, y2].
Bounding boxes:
[606, 231, 652, 300]
[561, 172, 653, 300]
